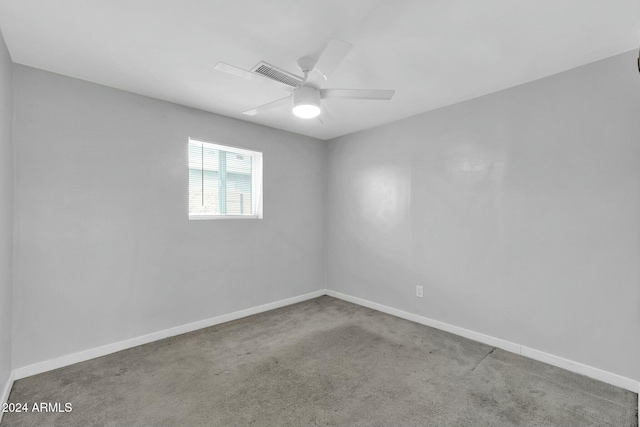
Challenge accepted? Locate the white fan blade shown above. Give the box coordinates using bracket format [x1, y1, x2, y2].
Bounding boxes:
[316, 107, 333, 124]
[320, 89, 395, 100]
[308, 39, 352, 84]
[242, 96, 291, 116]
[215, 63, 291, 90]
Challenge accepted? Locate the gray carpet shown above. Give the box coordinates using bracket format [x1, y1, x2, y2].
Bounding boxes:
[2, 296, 637, 426]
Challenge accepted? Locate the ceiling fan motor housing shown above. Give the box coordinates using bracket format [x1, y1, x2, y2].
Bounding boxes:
[292, 85, 322, 118]
[293, 85, 321, 110]
[297, 56, 316, 73]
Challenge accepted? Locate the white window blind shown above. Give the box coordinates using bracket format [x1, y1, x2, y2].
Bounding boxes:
[188, 138, 263, 219]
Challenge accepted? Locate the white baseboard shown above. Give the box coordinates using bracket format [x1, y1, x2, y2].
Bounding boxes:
[0, 370, 15, 424]
[13, 290, 325, 380]
[326, 290, 639, 393]
[519, 345, 639, 394]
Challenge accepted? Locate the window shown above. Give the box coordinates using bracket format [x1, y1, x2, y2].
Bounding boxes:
[188, 138, 263, 219]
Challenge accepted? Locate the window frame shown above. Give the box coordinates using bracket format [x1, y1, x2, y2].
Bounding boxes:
[188, 138, 263, 220]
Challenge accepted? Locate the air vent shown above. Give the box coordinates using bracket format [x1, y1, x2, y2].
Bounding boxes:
[251, 62, 303, 87]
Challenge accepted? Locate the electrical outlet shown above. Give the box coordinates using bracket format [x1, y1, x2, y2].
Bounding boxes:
[416, 285, 423, 298]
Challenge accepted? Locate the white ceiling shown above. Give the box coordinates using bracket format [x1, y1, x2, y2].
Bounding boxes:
[0, 0, 639, 140]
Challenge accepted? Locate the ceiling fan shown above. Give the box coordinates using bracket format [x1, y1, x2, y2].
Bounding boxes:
[214, 39, 395, 120]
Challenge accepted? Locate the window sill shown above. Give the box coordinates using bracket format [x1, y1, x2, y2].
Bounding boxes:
[189, 214, 262, 220]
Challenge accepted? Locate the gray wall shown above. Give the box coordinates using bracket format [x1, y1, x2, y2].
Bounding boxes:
[326, 50, 640, 380]
[12, 65, 325, 368]
[0, 30, 13, 395]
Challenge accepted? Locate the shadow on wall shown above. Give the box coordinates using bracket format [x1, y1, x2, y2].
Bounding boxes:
[336, 131, 519, 331]
[350, 133, 507, 264]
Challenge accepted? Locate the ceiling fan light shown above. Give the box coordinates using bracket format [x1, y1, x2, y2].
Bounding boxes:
[292, 86, 321, 119]
[293, 103, 321, 119]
